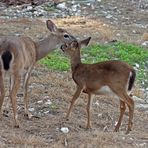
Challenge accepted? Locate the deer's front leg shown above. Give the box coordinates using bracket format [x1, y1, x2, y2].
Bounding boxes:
[10, 75, 21, 128]
[66, 86, 82, 120]
[86, 93, 92, 129]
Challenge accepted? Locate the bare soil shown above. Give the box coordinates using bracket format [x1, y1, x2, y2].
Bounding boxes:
[0, 13, 148, 148]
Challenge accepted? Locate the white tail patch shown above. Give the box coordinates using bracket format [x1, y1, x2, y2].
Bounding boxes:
[127, 71, 132, 95]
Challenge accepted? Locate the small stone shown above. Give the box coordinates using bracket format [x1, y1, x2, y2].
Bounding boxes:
[56, 3, 66, 10]
[106, 14, 112, 19]
[132, 30, 136, 33]
[37, 100, 43, 104]
[27, 6, 33, 11]
[114, 121, 118, 126]
[141, 41, 148, 46]
[60, 127, 69, 134]
[15, 33, 21, 36]
[135, 63, 140, 68]
[95, 101, 100, 106]
[44, 111, 49, 114]
[116, 33, 120, 36]
[45, 99, 52, 105]
[28, 108, 35, 112]
[122, 137, 125, 140]
[98, 113, 102, 117]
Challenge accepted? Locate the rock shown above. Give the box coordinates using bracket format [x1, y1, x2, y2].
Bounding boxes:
[106, 14, 112, 19]
[44, 111, 49, 114]
[94, 101, 100, 106]
[141, 41, 148, 47]
[28, 107, 35, 112]
[60, 127, 69, 134]
[135, 63, 140, 68]
[26, 6, 33, 11]
[56, 2, 66, 10]
[37, 100, 43, 104]
[45, 99, 52, 105]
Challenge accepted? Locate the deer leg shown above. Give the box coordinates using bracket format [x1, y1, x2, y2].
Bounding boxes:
[0, 72, 5, 119]
[111, 87, 134, 133]
[10, 75, 21, 128]
[65, 86, 82, 120]
[114, 100, 126, 132]
[124, 95, 134, 134]
[23, 70, 32, 119]
[3, 76, 12, 116]
[86, 93, 92, 129]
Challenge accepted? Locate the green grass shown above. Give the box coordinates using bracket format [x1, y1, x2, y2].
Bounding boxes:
[39, 42, 148, 87]
[40, 51, 70, 71]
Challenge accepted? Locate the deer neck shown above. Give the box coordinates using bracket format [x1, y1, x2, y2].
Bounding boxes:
[70, 50, 81, 72]
[36, 34, 61, 61]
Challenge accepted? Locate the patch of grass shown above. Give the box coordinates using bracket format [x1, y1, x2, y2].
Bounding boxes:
[40, 51, 70, 71]
[39, 42, 148, 87]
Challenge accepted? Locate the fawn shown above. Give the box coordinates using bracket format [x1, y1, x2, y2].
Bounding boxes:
[0, 20, 76, 127]
[61, 37, 136, 134]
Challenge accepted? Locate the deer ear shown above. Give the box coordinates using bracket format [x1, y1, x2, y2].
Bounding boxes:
[46, 20, 58, 32]
[79, 37, 91, 47]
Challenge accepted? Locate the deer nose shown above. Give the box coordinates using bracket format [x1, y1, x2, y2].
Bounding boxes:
[61, 44, 67, 52]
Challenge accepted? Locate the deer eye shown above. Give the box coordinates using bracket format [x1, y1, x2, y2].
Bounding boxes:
[64, 34, 70, 39]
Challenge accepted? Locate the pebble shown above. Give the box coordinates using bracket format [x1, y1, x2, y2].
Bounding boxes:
[60, 127, 69, 134]
[141, 41, 148, 47]
[28, 107, 35, 112]
[45, 99, 52, 105]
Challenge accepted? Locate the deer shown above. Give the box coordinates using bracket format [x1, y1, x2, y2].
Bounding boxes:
[60, 37, 136, 134]
[0, 20, 76, 128]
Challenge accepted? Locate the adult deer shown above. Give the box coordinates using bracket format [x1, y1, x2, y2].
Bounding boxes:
[61, 37, 136, 134]
[0, 20, 76, 127]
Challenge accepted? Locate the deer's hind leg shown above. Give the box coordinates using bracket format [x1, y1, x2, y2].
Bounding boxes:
[111, 87, 134, 134]
[10, 74, 21, 128]
[124, 94, 134, 134]
[22, 66, 33, 119]
[0, 71, 5, 119]
[114, 100, 126, 132]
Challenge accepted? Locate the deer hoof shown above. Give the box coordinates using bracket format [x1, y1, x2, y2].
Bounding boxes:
[14, 123, 20, 128]
[114, 127, 119, 132]
[86, 125, 92, 129]
[126, 128, 131, 134]
[65, 118, 69, 121]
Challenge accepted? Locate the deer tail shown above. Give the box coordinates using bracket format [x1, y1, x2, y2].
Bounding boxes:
[128, 69, 136, 91]
[1, 50, 13, 71]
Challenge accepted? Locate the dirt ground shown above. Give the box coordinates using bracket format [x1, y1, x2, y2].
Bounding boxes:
[0, 14, 148, 148]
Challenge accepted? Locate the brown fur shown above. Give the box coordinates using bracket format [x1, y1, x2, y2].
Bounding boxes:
[61, 38, 136, 134]
[0, 20, 76, 127]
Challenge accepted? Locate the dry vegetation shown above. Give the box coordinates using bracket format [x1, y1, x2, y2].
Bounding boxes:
[0, 17, 148, 147]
